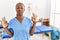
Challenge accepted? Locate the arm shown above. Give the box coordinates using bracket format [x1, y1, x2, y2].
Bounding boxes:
[1, 16, 13, 37]
[30, 23, 36, 36]
[30, 13, 37, 36]
[4, 27, 13, 37]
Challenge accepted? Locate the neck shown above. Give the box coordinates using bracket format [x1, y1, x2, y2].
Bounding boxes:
[16, 14, 24, 19]
[16, 14, 24, 23]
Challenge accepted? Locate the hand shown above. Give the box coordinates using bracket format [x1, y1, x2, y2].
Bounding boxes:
[32, 13, 37, 24]
[1, 16, 8, 29]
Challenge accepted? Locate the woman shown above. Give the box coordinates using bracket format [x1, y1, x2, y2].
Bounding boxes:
[1, 2, 36, 40]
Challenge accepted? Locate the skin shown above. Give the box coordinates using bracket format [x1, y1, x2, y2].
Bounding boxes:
[42, 19, 49, 26]
[1, 3, 36, 37]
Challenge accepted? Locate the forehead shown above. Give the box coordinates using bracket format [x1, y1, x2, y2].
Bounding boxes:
[16, 3, 24, 7]
[42, 20, 49, 23]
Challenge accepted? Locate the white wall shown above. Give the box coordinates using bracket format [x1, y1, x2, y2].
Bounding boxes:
[50, 0, 60, 28]
[0, 0, 51, 22]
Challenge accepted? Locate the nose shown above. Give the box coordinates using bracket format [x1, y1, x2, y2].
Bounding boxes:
[19, 8, 21, 10]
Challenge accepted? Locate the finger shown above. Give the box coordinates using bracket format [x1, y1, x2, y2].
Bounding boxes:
[0, 20, 2, 23]
[32, 13, 37, 17]
[3, 16, 6, 21]
[4, 16, 6, 21]
[2, 16, 6, 22]
[0, 20, 2, 24]
[31, 17, 34, 20]
[6, 21, 8, 24]
[2, 17, 5, 21]
[32, 13, 35, 17]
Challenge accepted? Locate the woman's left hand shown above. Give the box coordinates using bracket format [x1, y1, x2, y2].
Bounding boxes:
[32, 13, 37, 24]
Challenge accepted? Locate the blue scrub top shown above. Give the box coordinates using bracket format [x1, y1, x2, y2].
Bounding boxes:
[8, 17, 33, 40]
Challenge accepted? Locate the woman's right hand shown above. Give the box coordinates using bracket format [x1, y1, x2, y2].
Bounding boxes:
[1, 17, 13, 37]
[1, 16, 8, 29]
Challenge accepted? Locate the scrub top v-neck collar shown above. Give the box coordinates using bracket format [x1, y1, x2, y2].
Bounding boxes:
[15, 17, 25, 24]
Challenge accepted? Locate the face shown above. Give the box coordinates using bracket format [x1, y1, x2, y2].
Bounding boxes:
[16, 3, 25, 16]
[42, 20, 49, 26]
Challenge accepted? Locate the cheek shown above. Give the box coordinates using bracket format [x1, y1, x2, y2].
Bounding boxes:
[16, 9, 18, 12]
[23, 9, 25, 12]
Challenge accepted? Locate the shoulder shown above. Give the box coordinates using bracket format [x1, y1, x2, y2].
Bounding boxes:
[9, 17, 16, 23]
[24, 17, 32, 22]
[8, 17, 16, 27]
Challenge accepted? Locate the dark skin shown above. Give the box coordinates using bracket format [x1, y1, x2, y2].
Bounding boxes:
[1, 3, 36, 36]
[42, 19, 49, 26]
